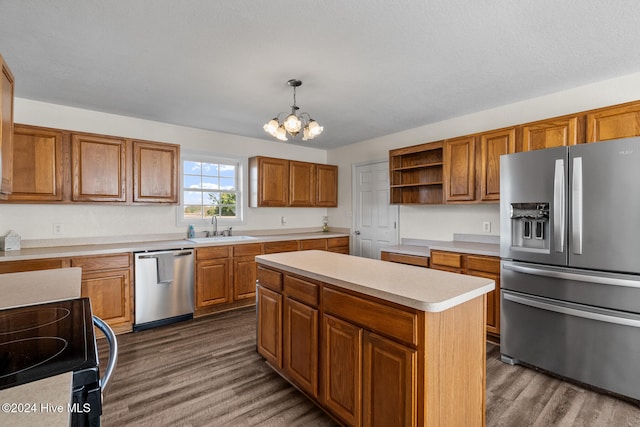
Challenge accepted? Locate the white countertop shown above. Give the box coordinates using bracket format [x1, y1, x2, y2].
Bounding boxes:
[256, 250, 494, 312]
[0, 372, 72, 427]
[381, 234, 500, 258]
[0, 232, 349, 262]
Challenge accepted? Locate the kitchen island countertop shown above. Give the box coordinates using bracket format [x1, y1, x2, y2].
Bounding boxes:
[256, 250, 494, 312]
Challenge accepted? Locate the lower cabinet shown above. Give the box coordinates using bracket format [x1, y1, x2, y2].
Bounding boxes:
[284, 297, 318, 397]
[256, 285, 282, 368]
[72, 253, 133, 334]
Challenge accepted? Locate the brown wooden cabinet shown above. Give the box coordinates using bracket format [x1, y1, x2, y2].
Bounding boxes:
[389, 141, 444, 204]
[232, 243, 262, 301]
[520, 116, 584, 151]
[0, 54, 15, 199]
[430, 250, 500, 337]
[479, 128, 515, 201]
[444, 136, 476, 202]
[195, 246, 232, 308]
[327, 236, 350, 254]
[0, 257, 70, 274]
[299, 238, 327, 251]
[72, 133, 127, 202]
[316, 164, 338, 207]
[289, 160, 315, 206]
[322, 314, 362, 426]
[363, 331, 416, 427]
[586, 100, 640, 142]
[257, 285, 282, 368]
[132, 140, 179, 203]
[264, 240, 299, 254]
[71, 253, 133, 334]
[380, 251, 429, 267]
[10, 125, 66, 201]
[249, 156, 338, 207]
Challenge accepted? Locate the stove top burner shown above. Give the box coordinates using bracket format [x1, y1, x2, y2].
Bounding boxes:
[0, 307, 70, 335]
[0, 337, 68, 379]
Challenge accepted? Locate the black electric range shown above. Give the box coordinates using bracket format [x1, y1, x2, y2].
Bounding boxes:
[0, 298, 102, 426]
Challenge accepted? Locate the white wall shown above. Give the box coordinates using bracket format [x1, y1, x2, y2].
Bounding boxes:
[327, 71, 640, 241]
[3, 99, 329, 242]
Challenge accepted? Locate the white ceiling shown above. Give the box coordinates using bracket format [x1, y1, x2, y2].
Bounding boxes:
[2, 1, 640, 149]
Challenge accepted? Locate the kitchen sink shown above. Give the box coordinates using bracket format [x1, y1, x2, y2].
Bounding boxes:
[186, 235, 258, 244]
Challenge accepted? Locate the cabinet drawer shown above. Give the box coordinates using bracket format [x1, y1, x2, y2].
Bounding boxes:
[263, 240, 299, 254]
[299, 239, 327, 251]
[466, 255, 499, 274]
[284, 275, 319, 307]
[322, 287, 418, 347]
[233, 243, 263, 257]
[430, 251, 462, 269]
[0, 258, 70, 274]
[327, 237, 349, 248]
[257, 266, 283, 292]
[384, 252, 429, 268]
[196, 246, 231, 260]
[72, 253, 131, 272]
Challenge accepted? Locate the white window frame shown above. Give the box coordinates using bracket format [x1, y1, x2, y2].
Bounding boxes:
[177, 150, 248, 227]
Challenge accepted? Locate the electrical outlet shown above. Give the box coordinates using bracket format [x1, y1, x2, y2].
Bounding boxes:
[281, 216, 287, 225]
[482, 221, 491, 233]
[53, 223, 64, 235]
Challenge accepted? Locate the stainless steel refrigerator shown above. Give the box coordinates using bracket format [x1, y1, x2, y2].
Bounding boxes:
[500, 136, 640, 401]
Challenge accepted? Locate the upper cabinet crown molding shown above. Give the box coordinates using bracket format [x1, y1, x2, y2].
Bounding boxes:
[249, 156, 338, 208]
[0, 54, 15, 199]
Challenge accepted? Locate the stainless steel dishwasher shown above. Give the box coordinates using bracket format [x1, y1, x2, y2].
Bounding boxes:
[134, 249, 195, 331]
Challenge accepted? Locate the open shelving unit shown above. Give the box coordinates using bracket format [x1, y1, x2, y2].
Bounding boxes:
[389, 141, 444, 204]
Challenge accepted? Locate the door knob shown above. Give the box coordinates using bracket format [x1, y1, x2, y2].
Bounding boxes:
[354, 230, 360, 235]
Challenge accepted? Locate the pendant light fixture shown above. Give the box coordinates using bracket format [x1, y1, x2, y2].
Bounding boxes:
[263, 79, 324, 142]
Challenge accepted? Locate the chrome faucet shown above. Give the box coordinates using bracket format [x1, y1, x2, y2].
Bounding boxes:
[211, 215, 219, 236]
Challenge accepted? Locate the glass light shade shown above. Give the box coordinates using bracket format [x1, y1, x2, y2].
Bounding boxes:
[276, 125, 288, 141]
[302, 127, 311, 141]
[283, 114, 302, 133]
[307, 120, 323, 137]
[263, 118, 279, 137]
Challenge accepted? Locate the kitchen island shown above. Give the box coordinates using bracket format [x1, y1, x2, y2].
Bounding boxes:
[255, 250, 494, 427]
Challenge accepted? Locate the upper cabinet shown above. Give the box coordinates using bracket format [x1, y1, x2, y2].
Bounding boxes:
[389, 141, 444, 204]
[520, 116, 584, 151]
[132, 140, 179, 204]
[10, 125, 65, 201]
[444, 136, 476, 202]
[72, 133, 127, 202]
[315, 164, 338, 207]
[478, 128, 515, 201]
[249, 156, 338, 207]
[0, 54, 15, 199]
[2, 124, 180, 205]
[586, 100, 640, 142]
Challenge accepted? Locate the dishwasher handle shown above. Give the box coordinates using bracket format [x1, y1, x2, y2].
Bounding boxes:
[137, 250, 193, 260]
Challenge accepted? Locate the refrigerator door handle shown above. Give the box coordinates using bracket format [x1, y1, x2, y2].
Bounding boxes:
[553, 159, 565, 252]
[572, 157, 583, 254]
[503, 291, 640, 328]
[502, 261, 640, 289]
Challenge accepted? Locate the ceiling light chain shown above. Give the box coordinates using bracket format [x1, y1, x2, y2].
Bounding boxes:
[263, 79, 324, 142]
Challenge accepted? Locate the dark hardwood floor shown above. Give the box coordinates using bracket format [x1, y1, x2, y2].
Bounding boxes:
[98, 307, 640, 426]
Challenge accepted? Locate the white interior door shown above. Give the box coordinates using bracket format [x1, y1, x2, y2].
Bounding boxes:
[352, 161, 398, 259]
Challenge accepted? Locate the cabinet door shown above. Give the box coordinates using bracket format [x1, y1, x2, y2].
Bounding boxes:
[363, 331, 417, 427]
[81, 269, 132, 329]
[586, 101, 640, 142]
[71, 133, 127, 202]
[444, 136, 476, 202]
[467, 255, 500, 336]
[284, 298, 318, 397]
[233, 255, 257, 300]
[322, 314, 362, 426]
[0, 54, 15, 197]
[479, 128, 514, 202]
[196, 258, 231, 307]
[10, 125, 65, 201]
[251, 157, 289, 207]
[132, 140, 179, 203]
[257, 285, 282, 368]
[521, 117, 582, 151]
[316, 164, 338, 207]
[289, 161, 315, 206]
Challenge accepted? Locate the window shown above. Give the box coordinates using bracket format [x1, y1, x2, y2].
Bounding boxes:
[179, 152, 246, 226]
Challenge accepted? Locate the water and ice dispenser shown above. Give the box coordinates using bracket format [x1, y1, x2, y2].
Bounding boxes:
[510, 202, 549, 251]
